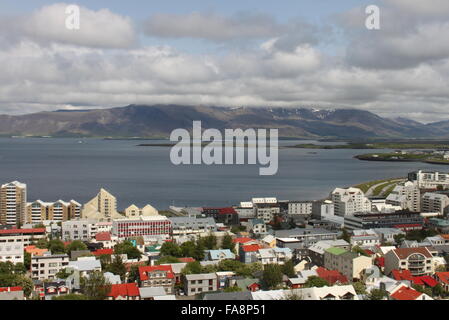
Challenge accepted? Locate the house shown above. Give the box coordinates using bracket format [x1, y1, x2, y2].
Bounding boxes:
[34, 280, 70, 300]
[389, 284, 433, 300]
[183, 273, 218, 296]
[434, 272, 449, 291]
[138, 265, 175, 294]
[25, 245, 48, 257]
[68, 256, 102, 276]
[226, 277, 261, 292]
[92, 248, 114, 257]
[350, 229, 381, 248]
[107, 283, 140, 300]
[0, 287, 24, 300]
[204, 249, 235, 262]
[384, 247, 434, 276]
[323, 247, 373, 281]
[93, 232, 114, 249]
[202, 207, 239, 225]
[247, 219, 267, 235]
[239, 244, 261, 263]
[261, 235, 276, 248]
[290, 285, 359, 300]
[315, 267, 348, 285]
[203, 291, 253, 300]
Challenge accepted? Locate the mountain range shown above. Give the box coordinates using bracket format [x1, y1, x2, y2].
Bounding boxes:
[1, 104, 449, 139]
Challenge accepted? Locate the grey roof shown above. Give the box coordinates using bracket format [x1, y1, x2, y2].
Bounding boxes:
[169, 216, 217, 229]
[274, 228, 337, 238]
[203, 291, 253, 300]
[139, 286, 167, 298]
[185, 273, 216, 280]
[68, 258, 101, 271]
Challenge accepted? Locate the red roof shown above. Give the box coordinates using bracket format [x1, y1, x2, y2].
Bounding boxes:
[242, 244, 261, 252]
[415, 276, 438, 288]
[95, 232, 112, 241]
[364, 249, 375, 256]
[391, 286, 422, 300]
[393, 224, 422, 229]
[108, 283, 140, 299]
[0, 228, 45, 235]
[392, 269, 414, 281]
[375, 257, 385, 267]
[247, 282, 260, 290]
[0, 287, 22, 292]
[316, 267, 348, 285]
[233, 237, 254, 244]
[203, 207, 237, 215]
[393, 247, 433, 259]
[435, 272, 449, 285]
[139, 265, 174, 281]
[179, 257, 195, 263]
[93, 248, 114, 256]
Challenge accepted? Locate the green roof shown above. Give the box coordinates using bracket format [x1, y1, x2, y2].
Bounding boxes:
[325, 247, 348, 255]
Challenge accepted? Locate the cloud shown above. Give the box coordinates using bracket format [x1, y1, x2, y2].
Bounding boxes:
[0, 3, 136, 49]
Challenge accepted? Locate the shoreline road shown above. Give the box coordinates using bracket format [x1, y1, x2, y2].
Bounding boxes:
[365, 178, 406, 197]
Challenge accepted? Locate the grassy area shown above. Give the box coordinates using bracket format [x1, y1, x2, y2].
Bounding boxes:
[354, 178, 395, 193]
[372, 180, 399, 196]
[355, 153, 429, 161]
[383, 184, 397, 197]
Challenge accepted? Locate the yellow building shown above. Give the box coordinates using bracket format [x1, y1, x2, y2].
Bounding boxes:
[26, 200, 81, 224]
[82, 188, 122, 221]
[124, 204, 159, 218]
[0, 181, 27, 227]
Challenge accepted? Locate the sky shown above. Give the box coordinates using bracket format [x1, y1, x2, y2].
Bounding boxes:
[0, 0, 448, 123]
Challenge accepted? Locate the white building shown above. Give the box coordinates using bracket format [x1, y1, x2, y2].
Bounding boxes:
[421, 192, 449, 215]
[288, 201, 313, 215]
[331, 188, 371, 216]
[350, 229, 381, 248]
[0, 181, 27, 226]
[61, 220, 98, 241]
[0, 242, 24, 264]
[31, 253, 70, 281]
[409, 170, 449, 189]
[386, 181, 420, 212]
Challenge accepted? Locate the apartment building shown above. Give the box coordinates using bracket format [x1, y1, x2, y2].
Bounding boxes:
[256, 248, 293, 265]
[26, 200, 81, 224]
[31, 253, 70, 281]
[124, 204, 159, 218]
[138, 265, 175, 294]
[169, 216, 217, 239]
[112, 216, 172, 240]
[308, 240, 351, 267]
[274, 228, 339, 249]
[183, 273, 218, 296]
[82, 188, 122, 221]
[385, 247, 434, 277]
[0, 228, 46, 246]
[350, 229, 381, 248]
[408, 170, 449, 189]
[386, 181, 420, 212]
[331, 187, 371, 217]
[202, 207, 239, 225]
[421, 192, 449, 215]
[61, 220, 98, 241]
[324, 247, 373, 281]
[288, 201, 313, 216]
[0, 181, 27, 227]
[0, 242, 24, 264]
[344, 211, 424, 230]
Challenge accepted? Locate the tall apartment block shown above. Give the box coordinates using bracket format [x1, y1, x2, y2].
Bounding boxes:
[26, 200, 82, 224]
[0, 181, 27, 227]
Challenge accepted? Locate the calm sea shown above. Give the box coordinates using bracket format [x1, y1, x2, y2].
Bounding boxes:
[0, 138, 444, 210]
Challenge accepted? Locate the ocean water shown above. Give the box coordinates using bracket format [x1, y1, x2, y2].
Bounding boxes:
[0, 138, 444, 210]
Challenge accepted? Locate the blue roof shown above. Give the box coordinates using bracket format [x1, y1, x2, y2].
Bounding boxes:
[206, 249, 235, 260]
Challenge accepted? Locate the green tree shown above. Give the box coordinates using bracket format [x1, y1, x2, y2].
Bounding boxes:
[80, 271, 111, 300]
[114, 241, 142, 260]
[55, 268, 74, 279]
[180, 241, 196, 258]
[200, 234, 217, 250]
[128, 265, 140, 284]
[155, 256, 181, 265]
[159, 242, 182, 257]
[412, 284, 432, 297]
[368, 288, 388, 300]
[36, 238, 48, 249]
[262, 264, 283, 289]
[281, 260, 296, 278]
[99, 254, 112, 269]
[13, 263, 27, 275]
[47, 239, 66, 254]
[353, 282, 367, 295]
[221, 235, 234, 251]
[224, 286, 242, 292]
[193, 239, 205, 261]
[432, 284, 445, 298]
[24, 252, 31, 271]
[352, 246, 370, 257]
[181, 261, 203, 275]
[304, 276, 329, 288]
[66, 240, 88, 255]
[0, 274, 34, 297]
[104, 255, 127, 281]
[339, 228, 350, 243]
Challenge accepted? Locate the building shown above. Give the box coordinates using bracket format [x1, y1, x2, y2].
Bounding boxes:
[26, 200, 81, 224]
[138, 265, 175, 294]
[384, 247, 434, 276]
[408, 170, 449, 189]
[0, 242, 23, 264]
[112, 216, 171, 240]
[239, 244, 261, 264]
[124, 204, 159, 218]
[343, 211, 424, 230]
[0, 181, 27, 227]
[31, 253, 69, 281]
[234, 202, 256, 220]
[288, 201, 313, 216]
[247, 218, 266, 235]
[386, 181, 420, 212]
[0, 228, 46, 246]
[202, 207, 239, 225]
[68, 256, 102, 276]
[107, 283, 140, 300]
[324, 247, 373, 281]
[312, 200, 334, 218]
[350, 229, 381, 248]
[204, 249, 235, 262]
[183, 273, 218, 296]
[256, 248, 292, 265]
[421, 192, 449, 215]
[253, 203, 280, 224]
[82, 188, 122, 220]
[331, 187, 371, 217]
[274, 228, 338, 249]
[169, 216, 216, 240]
[61, 220, 98, 241]
[0, 287, 25, 300]
[372, 228, 406, 244]
[308, 240, 350, 267]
